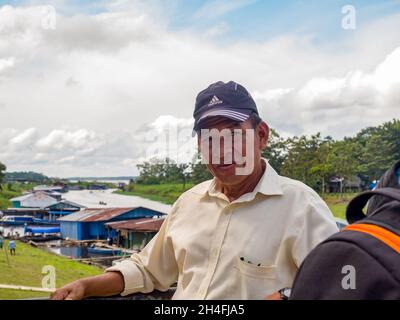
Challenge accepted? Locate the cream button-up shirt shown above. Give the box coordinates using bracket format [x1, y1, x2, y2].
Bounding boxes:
[106, 160, 339, 299]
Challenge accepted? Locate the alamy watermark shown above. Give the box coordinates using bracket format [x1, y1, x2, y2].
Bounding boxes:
[41, 5, 56, 30]
[42, 265, 56, 290]
[341, 5, 356, 30]
[0, 5, 56, 30]
[143, 124, 257, 176]
[341, 264, 356, 290]
[199, 128, 255, 175]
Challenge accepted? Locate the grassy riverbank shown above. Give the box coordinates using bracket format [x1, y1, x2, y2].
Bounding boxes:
[115, 183, 355, 219]
[0, 240, 103, 300]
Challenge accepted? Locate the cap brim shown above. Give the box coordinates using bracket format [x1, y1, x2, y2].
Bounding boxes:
[192, 107, 252, 135]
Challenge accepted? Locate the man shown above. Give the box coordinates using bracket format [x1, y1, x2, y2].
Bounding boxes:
[51, 81, 338, 300]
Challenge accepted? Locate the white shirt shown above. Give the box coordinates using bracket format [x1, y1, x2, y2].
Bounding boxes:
[106, 160, 339, 299]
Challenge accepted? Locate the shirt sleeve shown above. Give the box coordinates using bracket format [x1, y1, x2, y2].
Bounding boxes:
[291, 196, 339, 267]
[105, 203, 179, 296]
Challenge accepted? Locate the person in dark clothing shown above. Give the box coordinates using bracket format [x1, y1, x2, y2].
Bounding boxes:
[290, 160, 400, 300]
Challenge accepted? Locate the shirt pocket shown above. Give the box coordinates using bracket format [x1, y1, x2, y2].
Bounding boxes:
[234, 256, 276, 279]
[233, 256, 279, 299]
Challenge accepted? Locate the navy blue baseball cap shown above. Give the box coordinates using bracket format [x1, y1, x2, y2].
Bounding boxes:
[193, 81, 259, 133]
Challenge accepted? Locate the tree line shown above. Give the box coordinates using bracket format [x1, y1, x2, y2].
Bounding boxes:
[134, 119, 400, 193]
[1, 119, 398, 194]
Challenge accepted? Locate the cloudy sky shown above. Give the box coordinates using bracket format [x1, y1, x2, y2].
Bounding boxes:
[0, 0, 400, 177]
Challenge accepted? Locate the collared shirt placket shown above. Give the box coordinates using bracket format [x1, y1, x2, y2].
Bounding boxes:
[196, 200, 233, 299]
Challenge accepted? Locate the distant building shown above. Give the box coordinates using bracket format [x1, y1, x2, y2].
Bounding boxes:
[45, 200, 86, 221]
[33, 185, 68, 193]
[68, 185, 83, 191]
[47, 192, 62, 201]
[105, 217, 165, 250]
[329, 176, 363, 193]
[0, 208, 49, 220]
[87, 184, 107, 190]
[10, 191, 57, 209]
[58, 207, 166, 241]
[117, 182, 126, 191]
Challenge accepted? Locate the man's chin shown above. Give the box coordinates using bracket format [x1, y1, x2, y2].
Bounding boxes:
[212, 164, 250, 183]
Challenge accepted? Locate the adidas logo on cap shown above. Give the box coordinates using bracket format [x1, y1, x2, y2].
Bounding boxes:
[208, 95, 223, 107]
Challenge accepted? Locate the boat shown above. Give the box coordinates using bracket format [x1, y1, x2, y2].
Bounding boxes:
[24, 226, 61, 234]
[88, 243, 122, 255]
[0, 215, 59, 226]
[22, 235, 61, 242]
[0, 215, 35, 225]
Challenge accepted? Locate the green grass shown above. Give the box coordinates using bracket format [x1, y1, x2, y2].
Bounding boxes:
[0, 188, 20, 210]
[115, 183, 195, 205]
[0, 240, 103, 300]
[323, 193, 356, 220]
[0, 183, 37, 210]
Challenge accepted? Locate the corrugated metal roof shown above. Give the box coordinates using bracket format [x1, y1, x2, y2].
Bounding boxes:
[58, 207, 138, 222]
[10, 191, 58, 208]
[105, 217, 165, 232]
[45, 200, 86, 209]
[33, 185, 63, 192]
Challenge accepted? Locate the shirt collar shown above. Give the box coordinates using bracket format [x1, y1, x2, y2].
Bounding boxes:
[200, 158, 283, 201]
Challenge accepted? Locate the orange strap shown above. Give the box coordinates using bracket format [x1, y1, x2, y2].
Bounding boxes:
[344, 223, 400, 254]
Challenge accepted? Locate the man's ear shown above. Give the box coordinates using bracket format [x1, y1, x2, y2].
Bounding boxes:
[257, 121, 269, 150]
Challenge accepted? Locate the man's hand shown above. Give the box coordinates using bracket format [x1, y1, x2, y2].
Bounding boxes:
[50, 272, 125, 300]
[50, 280, 86, 300]
[264, 291, 283, 300]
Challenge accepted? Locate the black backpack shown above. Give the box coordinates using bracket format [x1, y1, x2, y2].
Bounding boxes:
[291, 161, 400, 300]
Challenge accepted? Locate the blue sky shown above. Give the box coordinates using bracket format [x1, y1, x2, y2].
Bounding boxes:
[2, 0, 400, 43]
[168, 0, 400, 42]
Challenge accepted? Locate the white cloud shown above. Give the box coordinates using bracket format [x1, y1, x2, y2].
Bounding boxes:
[254, 47, 400, 136]
[0, 57, 15, 73]
[0, 3, 399, 176]
[9, 127, 37, 146]
[35, 129, 98, 151]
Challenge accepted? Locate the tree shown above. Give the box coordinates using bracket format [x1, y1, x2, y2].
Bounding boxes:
[309, 136, 335, 193]
[326, 139, 361, 195]
[136, 158, 165, 184]
[189, 153, 213, 185]
[262, 128, 288, 174]
[0, 162, 6, 186]
[281, 133, 329, 191]
[357, 119, 400, 180]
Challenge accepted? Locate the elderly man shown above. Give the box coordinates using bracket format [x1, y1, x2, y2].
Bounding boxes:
[51, 81, 338, 300]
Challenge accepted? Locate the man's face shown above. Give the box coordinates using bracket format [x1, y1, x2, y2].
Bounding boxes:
[197, 116, 268, 186]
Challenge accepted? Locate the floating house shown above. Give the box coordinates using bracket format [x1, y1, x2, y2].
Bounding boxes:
[6, 192, 84, 222]
[0, 208, 48, 219]
[10, 191, 57, 209]
[105, 217, 165, 250]
[87, 184, 107, 190]
[58, 207, 166, 241]
[45, 200, 86, 221]
[328, 176, 363, 193]
[33, 185, 68, 193]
